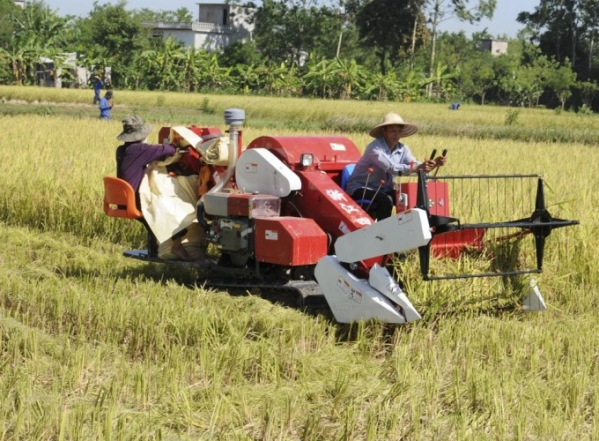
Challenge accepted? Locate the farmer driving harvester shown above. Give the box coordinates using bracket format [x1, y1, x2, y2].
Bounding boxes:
[346, 112, 447, 220]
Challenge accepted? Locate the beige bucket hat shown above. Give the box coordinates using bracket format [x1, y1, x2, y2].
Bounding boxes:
[117, 115, 153, 142]
[369, 112, 418, 138]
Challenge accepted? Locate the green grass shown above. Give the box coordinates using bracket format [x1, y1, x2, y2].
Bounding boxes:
[0, 87, 597, 439]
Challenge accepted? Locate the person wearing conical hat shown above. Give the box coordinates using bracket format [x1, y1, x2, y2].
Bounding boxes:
[345, 112, 447, 220]
[115, 116, 195, 261]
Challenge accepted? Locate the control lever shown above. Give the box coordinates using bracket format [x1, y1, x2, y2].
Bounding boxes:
[432, 149, 448, 179]
[365, 179, 386, 213]
[360, 167, 375, 203]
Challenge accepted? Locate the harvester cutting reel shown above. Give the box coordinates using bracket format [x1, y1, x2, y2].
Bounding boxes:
[415, 170, 579, 311]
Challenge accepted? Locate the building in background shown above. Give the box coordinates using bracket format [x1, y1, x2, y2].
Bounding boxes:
[148, 2, 253, 52]
[481, 39, 508, 56]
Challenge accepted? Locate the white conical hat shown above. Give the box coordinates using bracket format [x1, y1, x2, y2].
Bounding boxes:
[369, 112, 418, 138]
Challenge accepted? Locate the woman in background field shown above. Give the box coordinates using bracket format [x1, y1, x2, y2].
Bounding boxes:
[99, 90, 113, 120]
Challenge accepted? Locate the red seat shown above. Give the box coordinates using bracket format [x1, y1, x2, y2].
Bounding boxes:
[103, 176, 143, 219]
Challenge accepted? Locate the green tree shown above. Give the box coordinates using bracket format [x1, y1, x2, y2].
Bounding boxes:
[76, 1, 150, 87]
[0, 0, 75, 85]
[424, 0, 496, 96]
[329, 57, 366, 99]
[576, 80, 599, 108]
[0, 0, 21, 50]
[303, 56, 336, 98]
[363, 70, 401, 101]
[516, 0, 597, 77]
[132, 7, 193, 23]
[355, 0, 425, 74]
[248, 0, 346, 65]
[421, 61, 457, 100]
[458, 52, 495, 104]
[432, 32, 498, 104]
[198, 53, 233, 92]
[546, 60, 577, 109]
[219, 40, 263, 68]
[233, 63, 259, 94]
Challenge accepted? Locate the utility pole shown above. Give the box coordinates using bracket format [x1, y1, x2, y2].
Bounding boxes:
[336, 9, 347, 58]
[410, 15, 418, 71]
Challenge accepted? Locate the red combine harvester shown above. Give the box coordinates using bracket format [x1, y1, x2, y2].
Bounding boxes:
[103, 109, 579, 324]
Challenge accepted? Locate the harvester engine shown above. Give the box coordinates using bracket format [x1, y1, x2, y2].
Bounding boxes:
[208, 217, 252, 266]
[202, 192, 282, 267]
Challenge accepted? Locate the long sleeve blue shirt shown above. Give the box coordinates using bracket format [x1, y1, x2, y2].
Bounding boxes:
[94, 79, 104, 95]
[99, 97, 112, 119]
[345, 137, 421, 196]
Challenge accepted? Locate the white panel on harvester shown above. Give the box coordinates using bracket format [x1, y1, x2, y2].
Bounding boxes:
[334, 208, 432, 263]
[235, 148, 302, 197]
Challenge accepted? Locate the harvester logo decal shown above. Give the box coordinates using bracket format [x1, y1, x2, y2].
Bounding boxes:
[396, 211, 413, 225]
[337, 276, 363, 303]
[245, 162, 258, 173]
[339, 221, 350, 235]
[265, 230, 278, 240]
[338, 276, 350, 293]
[327, 188, 348, 202]
[340, 203, 360, 215]
[330, 143, 346, 151]
[349, 288, 363, 303]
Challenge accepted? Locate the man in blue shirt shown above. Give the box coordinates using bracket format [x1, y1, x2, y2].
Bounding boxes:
[92, 75, 104, 104]
[346, 112, 447, 220]
[99, 90, 113, 120]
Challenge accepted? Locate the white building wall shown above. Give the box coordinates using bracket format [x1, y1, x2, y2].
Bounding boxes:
[199, 4, 228, 25]
[149, 3, 253, 52]
[481, 39, 508, 57]
[156, 29, 196, 48]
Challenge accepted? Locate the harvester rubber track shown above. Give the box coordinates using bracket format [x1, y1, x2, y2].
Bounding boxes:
[196, 277, 324, 299]
[123, 249, 327, 307]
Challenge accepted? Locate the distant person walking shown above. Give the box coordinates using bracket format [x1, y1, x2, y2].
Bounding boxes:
[92, 75, 104, 104]
[99, 90, 113, 120]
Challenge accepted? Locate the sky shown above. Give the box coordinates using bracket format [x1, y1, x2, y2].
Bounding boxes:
[43, 0, 540, 39]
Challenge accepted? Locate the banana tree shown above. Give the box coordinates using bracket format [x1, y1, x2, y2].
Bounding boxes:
[303, 57, 335, 98]
[0, 36, 40, 85]
[421, 62, 457, 101]
[363, 70, 401, 101]
[329, 58, 366, 99]
[234, 63, 259, 95]
[181, 46, 202, 92]
[156, 37, 186, 91]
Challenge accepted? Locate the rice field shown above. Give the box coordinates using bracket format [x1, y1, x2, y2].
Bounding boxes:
[0, 86, 598, 439]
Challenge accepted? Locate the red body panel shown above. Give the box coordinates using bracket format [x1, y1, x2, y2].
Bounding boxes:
[432, 229, 486, 258]
[286, 170, 383, 269]
[254, 217, 328, 266]
[396, 181, 449, 217]
[397, 181, 485, 258]
[289, 170, 373, 242]
[246, 136, 362, 171]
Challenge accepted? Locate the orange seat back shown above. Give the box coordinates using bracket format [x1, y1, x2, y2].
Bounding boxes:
[103, 176, 143, 219]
